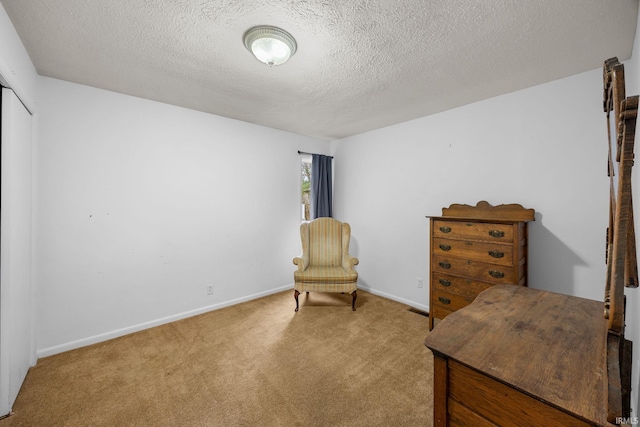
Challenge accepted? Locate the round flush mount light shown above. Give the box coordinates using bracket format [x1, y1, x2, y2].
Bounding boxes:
[243, 26, 297, 66]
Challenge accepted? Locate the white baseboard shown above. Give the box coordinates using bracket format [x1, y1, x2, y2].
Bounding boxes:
[37, 284, 293, 358]
[357, 285, 430, 313]
[37, 284, 429, 358]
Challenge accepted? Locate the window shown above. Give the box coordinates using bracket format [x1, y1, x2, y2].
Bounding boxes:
[300, 154, 311, 220]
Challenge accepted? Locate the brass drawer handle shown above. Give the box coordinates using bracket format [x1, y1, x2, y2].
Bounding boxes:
[488, 250, 504, 258]
[489, 270, 504, 279]
[488, 230, 505, 238]
[439, 226, 451, 233]
[439, 244, 451, 251]
[438, 297, 451, 305]
[438, 262, 451, 269]
[438, 279, 451, 287]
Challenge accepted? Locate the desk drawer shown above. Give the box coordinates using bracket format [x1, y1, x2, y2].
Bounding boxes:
[448, 361, 589, 426]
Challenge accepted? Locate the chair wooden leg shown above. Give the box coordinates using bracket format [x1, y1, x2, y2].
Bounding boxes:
[352, 290, 357, 311]
[294, 290, 300, 312]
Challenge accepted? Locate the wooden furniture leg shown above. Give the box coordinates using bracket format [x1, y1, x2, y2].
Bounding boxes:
[352, 290, 357, 311]
[294, 290, 300, 312]
[432, 354, 448, 427]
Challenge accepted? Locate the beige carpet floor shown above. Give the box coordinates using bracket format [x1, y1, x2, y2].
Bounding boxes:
[1, 290, 433, 426]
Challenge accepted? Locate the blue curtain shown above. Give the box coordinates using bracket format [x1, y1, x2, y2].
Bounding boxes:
[311, 154, 332, 218]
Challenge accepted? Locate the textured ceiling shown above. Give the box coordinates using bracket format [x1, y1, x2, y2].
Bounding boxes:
[2, 0, 639, 140]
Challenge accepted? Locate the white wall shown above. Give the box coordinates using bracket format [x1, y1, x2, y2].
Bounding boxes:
[35, 76, 327, 356]
[332, 68, 608, 311]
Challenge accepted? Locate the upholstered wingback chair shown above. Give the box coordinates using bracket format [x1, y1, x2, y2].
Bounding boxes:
[293, 217, 359, 311]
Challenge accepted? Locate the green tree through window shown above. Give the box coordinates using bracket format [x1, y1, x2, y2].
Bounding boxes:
[301, 156, 311, 220]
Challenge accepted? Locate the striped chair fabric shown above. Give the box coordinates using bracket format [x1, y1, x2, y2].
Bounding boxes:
[293, 217, 359, 310]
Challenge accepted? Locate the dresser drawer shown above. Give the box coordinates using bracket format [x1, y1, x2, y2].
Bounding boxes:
[431, 304, 455, 326]
[432, 273, 495, 299]
[432, 237, 514, 266]
[433, 220, 514, 243]
[431, 288, 474, 312]
[432, 255, 515, 284]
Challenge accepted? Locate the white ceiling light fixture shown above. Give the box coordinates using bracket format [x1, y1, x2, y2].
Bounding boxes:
[243, 26, 297, 67]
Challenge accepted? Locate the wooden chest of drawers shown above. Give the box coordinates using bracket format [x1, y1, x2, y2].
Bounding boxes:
[427, 201, 535, 330]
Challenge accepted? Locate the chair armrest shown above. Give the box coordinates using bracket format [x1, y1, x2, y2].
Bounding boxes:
[342, 254, 359, 271]
[293, 255, 309, 271]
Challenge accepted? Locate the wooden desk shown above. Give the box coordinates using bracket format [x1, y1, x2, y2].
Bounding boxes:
[424, 285, 614, 426]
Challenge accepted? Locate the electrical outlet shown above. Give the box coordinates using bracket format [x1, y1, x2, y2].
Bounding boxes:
[417, 277, 423, 288]
[207, 284, 213, 295]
